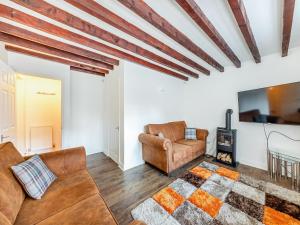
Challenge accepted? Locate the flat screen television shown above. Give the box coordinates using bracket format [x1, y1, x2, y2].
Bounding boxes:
[238, 82, 300, 125]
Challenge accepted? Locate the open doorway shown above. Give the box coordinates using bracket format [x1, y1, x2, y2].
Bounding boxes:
[16, 74, 62, 155]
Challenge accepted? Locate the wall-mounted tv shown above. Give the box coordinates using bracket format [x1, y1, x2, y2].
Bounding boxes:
[238, 82, 300, 125]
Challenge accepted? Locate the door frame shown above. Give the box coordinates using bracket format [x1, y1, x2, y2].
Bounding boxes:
[15, 74, 62, 155]
[104, 71, 121, 167]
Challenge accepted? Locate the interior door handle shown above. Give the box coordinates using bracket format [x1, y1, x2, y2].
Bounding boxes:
[1, 135, 9, 142]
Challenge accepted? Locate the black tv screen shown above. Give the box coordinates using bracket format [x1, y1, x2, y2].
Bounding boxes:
[238, 82, 300, 125]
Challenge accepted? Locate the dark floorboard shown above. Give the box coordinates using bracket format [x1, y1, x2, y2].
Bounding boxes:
[87, 153, 295, 225]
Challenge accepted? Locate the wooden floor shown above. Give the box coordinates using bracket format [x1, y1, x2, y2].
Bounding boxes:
[87, 153, 295, 225]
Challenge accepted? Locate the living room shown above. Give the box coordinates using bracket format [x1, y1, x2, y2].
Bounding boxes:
[0, 0, 300, 225]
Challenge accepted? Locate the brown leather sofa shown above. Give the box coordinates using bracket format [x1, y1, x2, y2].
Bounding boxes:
[0, 142, 143, 225]
[139, 121, 208, 174]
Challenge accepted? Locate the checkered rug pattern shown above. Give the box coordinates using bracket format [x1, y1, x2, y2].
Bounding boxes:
[132, 161, 300, 225]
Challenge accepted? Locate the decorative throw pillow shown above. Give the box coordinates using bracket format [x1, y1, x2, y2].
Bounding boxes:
[185, 128, 197, 140]
[158, 132, 165, 139]
[11, 155, 57, 199]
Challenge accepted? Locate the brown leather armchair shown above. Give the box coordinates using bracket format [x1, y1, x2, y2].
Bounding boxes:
[139, 121, 208, 174]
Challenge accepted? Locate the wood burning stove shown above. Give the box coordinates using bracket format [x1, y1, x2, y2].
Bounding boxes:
[216, 109, 238, 167]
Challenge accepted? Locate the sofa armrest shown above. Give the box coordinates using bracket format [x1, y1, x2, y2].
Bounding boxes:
[138, 133, 172, 151]
[196, 129, 209, 141]
[26, 147, 86, 177]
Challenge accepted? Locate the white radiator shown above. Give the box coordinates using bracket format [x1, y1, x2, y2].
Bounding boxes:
[30, 126, 53, 151]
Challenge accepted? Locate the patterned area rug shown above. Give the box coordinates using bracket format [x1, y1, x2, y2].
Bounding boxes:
[131, 161, 300, 225]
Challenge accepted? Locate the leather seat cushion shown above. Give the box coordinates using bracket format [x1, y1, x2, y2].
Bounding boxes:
[15, 170, 99, 225]
[176, 139, 205, 153]
[172, 143, 192, 162]
[35, 194, 117, 225]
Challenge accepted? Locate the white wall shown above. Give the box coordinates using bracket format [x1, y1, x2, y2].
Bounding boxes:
[122, 61, 186, 170]
[70, 70, 105, 155]
[184, 47, 300, 170]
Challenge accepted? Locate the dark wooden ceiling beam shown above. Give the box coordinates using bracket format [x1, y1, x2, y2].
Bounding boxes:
[5, 45, 107, 76]
[0, 5, 188, 81]
[12, 0, 199, 78]
[0, 23, 118, 66]
[0, 32, 111, 71]
[227, 0, 261, 63]
[70, 66, 105, 76]
[282, 0, 295, 57]
[117, 0, 224, 72]
[176, 0, 241, 68]
[65, 0, 209, 75]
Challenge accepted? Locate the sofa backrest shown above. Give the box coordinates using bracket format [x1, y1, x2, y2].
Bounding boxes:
[168, 121, 187, 141]
[147, 121, 187, 142]
[0, 142, 26, 224]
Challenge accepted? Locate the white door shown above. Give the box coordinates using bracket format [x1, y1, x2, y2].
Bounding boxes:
[0, 62, 16, 144]
[106, 72, 120, 164]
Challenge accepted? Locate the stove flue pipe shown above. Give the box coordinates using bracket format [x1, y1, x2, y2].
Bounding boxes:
[226, 109, 233, 130]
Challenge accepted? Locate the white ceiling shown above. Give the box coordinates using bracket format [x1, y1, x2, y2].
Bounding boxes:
[1, 0, 300, 75]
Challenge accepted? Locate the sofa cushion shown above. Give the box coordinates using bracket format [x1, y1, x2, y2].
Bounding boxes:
[14, 170, 99, 225]
[11, 155, 57, 199]
[176, 139, 205, 153]
[0, 212, 11, 225]
[168, 121, 186, 141]
[0, 142, 25, 224]
[147, 124, 175, 141]
[35, 194, 117, 225]
[172, 143, 192, 162]
[36, 147, 86, 177]
[185, 128, 197, 140]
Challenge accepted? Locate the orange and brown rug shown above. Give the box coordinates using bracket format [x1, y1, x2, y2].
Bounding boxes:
[132, 161, 300, 225]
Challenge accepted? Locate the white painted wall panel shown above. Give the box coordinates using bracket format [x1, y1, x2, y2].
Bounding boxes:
[70, 70, 105, 155]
